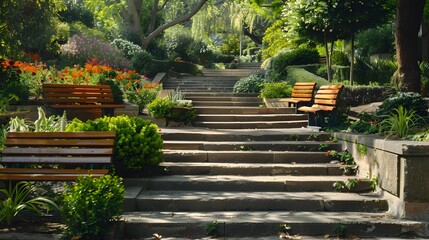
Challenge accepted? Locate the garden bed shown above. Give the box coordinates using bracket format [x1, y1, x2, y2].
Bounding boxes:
[335, 132, 429, 221]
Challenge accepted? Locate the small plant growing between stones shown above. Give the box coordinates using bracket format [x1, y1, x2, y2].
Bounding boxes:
[333, 178, 360, 191]
[238, 145, 256, 151]
[333, 223, 346, 237]
[318, 143, 329, 151]
[356, 143, 368, 157]
[340, 165, 359, 176]
[326, 150, 355, 165]
[307, 133, 320, 141]
[205, 220, 219, 237]
[287, 134, 300, 141]
[369, 175, 378, 192]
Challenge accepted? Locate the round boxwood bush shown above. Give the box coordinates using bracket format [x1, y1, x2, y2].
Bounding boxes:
[375, 92, 428, 119]
[147, 97, 176, 118]
[260, 82, 292, 98]
[66, 115, 163, 172]
[233, 72, 266, 93]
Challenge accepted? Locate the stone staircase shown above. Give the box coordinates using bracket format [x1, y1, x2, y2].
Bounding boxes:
[122, 69, 426, 239]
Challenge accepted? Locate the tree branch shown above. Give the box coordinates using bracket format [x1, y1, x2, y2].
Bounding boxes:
[158, 0, 169, 11]
[141, 0, 209, 49]
[147, 0, 159, 34]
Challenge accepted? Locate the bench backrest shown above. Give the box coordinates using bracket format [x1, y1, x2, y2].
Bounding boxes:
[1, 131, 116, 165]
[291, 82, 317, 102]
[43, 84, 116, 105]
[312, 84, 344, 111]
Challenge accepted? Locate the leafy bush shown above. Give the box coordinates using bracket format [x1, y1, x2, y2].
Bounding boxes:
[331, 51, 350, 66]
[421, 61, 429, 97]
[147, 97, 176, 118]
[165, 33, 194, 61]
[340, 86, 390, 107]
[60, 35, 131, 69]
[186, 39, 214, 66]
[354, 58, 396, 85]
[131, 50, 155, 76]
[233, 72, 266, 93]
[66, 115, 163, 172]
[375, 92, 428, 119]
[153, 59, 172, 73]
[171, 61, 201, 75]
[380, 106, 422, 139]
[59, 3, 94, 28]
[61, 175, 124, 239]
[286, 67, 330, 86]
[112, 38, 144, 60]
[260, 82, 292, 98]
[125, 86, 160, 113]
[214, 54, 236, 63]
[356, 24, 395, 57]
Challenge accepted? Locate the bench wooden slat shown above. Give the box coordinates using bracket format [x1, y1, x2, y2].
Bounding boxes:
[314, 99, 337, 105]
[291, 93, 313, 98]
[1, 156, 112, 164]
[6, 131, 116, 139]
[2, 148, 113, 155]
[5, 139, 115, 147]
[278, 82, 317, 106]
[48, 104, 124, 109]
[0, 171, 108, 181]
[0, 168, 108, 174]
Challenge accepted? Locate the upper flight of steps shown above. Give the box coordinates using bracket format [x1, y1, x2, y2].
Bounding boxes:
[121, 128, 424, 239]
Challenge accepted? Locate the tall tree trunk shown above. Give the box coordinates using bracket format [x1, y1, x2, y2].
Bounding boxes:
[324, 32, 332, 82]
[126, 0, 144, 42]
[395, 0, 426, 93]
[422, 22, 429, 62]
[349, 33, 355, 86]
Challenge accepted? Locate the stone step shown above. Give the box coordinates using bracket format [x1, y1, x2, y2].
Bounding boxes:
[185, 96, 262, 101]
[124, 175, 372, 192]
[192, 101, 262, 107]
[121, 211, 427, 238]
[202, 69, 258, 77]
[160, 128, 330, 141]
[162, 150, 331, 163]
[193, 120, 308, 129]
[193, 106, 295, 114]
[162, 140, 341, 151]
[194, 114, 307, 122]
[130, 191, 387, 212]
[160, 162, 350, 176]
[163, 87, 235, 92]
[184, 92, 259, 97]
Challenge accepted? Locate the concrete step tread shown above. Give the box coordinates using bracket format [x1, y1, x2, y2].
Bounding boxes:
[160, 162, 350, 168]
[160, 127, 321, 135]
[121, 211, 418, 224]
[196, 114, 306, 117]
[193, 106, 291, 109]
[162, 149, 329, 154]
[163, 140, 338, 145]
[194, 120, 308, 124]
[124, 175, 370, 183]
[135, 190, 384, 202]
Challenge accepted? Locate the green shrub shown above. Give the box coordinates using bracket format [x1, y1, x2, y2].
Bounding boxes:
[214, 54, 236, 63]
[286, 67, 330, 86]
[153, 59, 172, 73]
[233, 72, 266, 93]
[375, 92, 428, 119]
[66, 115, 163, 172]
[260, 82, 292, 98]
[125, 87, 160, 113]
[171, 61, 200, 75]
[356, 24, 395, 56]
[112, 38, 144, 60]
[61, 175, 124, 239]
[186, 39, 214, 66]
[132, 50, 155, 76]
[147, 97, 176, 118]
[354, 58, 396, 85]
[332, 51, 350, 66]
[340, 86, 390, 107]
[380, 106, 422, 139]
[420, 61, 429, 97]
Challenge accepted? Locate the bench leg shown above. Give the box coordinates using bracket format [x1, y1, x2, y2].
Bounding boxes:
[102, 108, 115, 116]
[307, 112, 317, 127]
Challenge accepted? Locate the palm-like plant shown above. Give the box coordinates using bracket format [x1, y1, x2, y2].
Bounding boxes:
[380, 105, 421, 139]
[0, 181, 58, 225]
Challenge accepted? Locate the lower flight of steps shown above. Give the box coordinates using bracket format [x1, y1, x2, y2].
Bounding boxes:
[186, 92, 308, 129]
[120, 129, 426, 239]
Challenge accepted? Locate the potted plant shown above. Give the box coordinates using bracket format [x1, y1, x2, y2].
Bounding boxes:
[260, 82, 293, 107]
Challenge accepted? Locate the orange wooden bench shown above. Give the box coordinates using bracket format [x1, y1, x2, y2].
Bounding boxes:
[280, 82, 317, 112]
[43, 84, 124, 119]
[0, 131, 116, 181]
[298, 84, 344, 126]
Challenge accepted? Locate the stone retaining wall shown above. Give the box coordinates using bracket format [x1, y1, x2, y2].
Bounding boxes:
[335, 132, 429, 221]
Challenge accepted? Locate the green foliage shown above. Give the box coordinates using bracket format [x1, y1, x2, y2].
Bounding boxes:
[59, 2, 94, 28]
[286, 67, 330, 86]
[333, 178, 360, 192]
[369, 175, 378, 192]
[171, 61, 201, 75]
[112, 38, 144, 60]
[8, 107, 67, 133]
[147, 97, 176, 118]
[326, 150, 355, 165]
[0, 181, 58, 226]
[125, 87, 161, 113]
[260, 82, 292, 98]
[66, 115, 163, 171]
[354, 58, 396, 85]
[214, 54, 236, 63]
[233, 72, 266, 93]
[356, 24, 395, 56]
[0, 60, 31, 104]
[380, 106, 422, 139]
[205, 220, 219, 237]
[347, 119, 379, 134]
[340, 86, 390, 107]
[131, 51, 155, 76]
[331, 51, 350, 66]
[61, 175, 124, 239]
[186, 39, 214, 66]
[262, 20, 293, 59]
[421, 62, 429, 97]
[268, 48, 320, 81]
[376, 92, 428, 119]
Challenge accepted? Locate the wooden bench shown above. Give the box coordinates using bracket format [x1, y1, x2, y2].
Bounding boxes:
[42, 84, 124, 119]
[0, 131, 116, 181]
[298, 84, 344, 127]
[279, 82, 317, 112]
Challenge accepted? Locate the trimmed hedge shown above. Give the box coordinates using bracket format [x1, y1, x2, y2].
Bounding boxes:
[171, 61, 201, 75]
[340, 86, 392, 107]
[286, 67, 330, 86]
